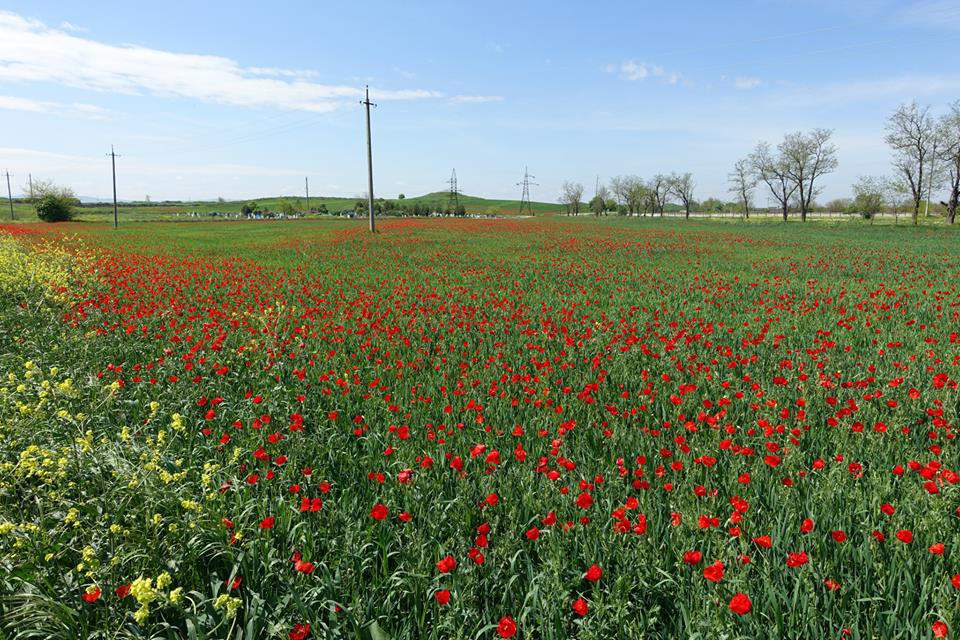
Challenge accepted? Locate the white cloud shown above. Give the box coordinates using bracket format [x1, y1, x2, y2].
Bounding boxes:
[0, 11, 443, 112]
[448, 95, 504, 104]
[611, 60, 681, 85]
[734, 77, 762, 90]
[57, 20, 86, 33]
[0, 94, 115, 119]
[0, 94, 49, 112]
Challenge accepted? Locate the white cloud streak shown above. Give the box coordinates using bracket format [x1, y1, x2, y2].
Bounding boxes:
[609, 60, 681, 85]
[734, 77, 761, 90]
[448, 95, 504, 104]
[0, 94, 115, 119]
[0, 11, 443, 112]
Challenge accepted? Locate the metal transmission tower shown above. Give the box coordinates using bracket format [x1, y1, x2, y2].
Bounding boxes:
[446, 168, 461, 215]
[516, 166, 538, 216]
[361, 86, 377, 233]
[107, 146, 120, 228]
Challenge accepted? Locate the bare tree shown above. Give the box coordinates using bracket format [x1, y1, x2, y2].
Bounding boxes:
[668, 172, 695, 219]
[779, 129, 838, 222]
[647, 174, 670, 216]
[938, 101, 960, 225]
[750, 141, 797, 221]
[624, 176, 647, 216]
[728, 157, 756, 218]
[885, 102, 939, 225]
[609, 176, 628, 214]
[560, 180, 585, 216]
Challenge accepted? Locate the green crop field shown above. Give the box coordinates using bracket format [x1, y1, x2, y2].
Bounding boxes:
[1, 216, 959, 639]
[3, 191, 561, 224]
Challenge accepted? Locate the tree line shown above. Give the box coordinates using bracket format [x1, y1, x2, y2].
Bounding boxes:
[561, 100, 960, 225]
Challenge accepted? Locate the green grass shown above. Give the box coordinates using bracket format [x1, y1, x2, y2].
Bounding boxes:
[1, 217, 959, 639]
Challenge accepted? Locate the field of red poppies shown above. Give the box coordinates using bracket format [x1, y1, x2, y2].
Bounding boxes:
[1, 217, 959, 639]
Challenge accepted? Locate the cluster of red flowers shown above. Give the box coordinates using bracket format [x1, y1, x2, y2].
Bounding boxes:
[13, 218, 959, 638]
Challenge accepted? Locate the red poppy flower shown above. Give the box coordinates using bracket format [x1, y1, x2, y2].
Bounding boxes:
[571, 597, 589, 617]
[81, 586, 101, 603]
[752, 535, 772, 549]
[683, 550, 703, 565]
[584, 564, 602, 582]
[289, 623, 310, 640]
[370, 503, 388, 521]
[525, 527, 540, 541]
[703, 560, 724, 582]
[930, 543, 945, 555]
[831, 530, 847, 543]
[952, 573, 960, 590]
[786, 551, 809, 568]
[115, 584, 130, 598]
[896, 529, 913, 544]
[497, 615, 517, 638]
[728, 592, 751, 615]
[436, 555, 457, 573]
[259, 515, 275, 529]
[933, 621, 948, 638]
[435, 589, 451, 605]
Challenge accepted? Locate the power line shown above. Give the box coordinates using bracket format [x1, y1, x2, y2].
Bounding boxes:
[361, 85, 377, 233]
[516, 166, 538, 217]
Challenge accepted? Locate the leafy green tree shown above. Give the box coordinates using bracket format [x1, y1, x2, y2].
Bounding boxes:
[32, 180, 76, 222]
[279, 200, 300, 216]
[240, 201, 260, 216]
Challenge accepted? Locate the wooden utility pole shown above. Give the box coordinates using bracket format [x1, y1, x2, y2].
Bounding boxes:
[108, 145, 120, 228]
[305, 176, 310, 215]
[361, 85, 377, 233]
[5, 170, 13, 220]
[28, 173, 33, 201]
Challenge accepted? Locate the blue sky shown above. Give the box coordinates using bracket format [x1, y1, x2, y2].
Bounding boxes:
[1, 0, 959, 203]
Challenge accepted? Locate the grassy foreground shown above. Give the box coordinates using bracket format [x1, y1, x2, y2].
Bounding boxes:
[1, 217, 959, 639]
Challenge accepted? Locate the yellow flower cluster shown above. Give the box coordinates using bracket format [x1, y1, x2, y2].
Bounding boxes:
[0, 232, 84, 306]
[213, 593, 242, 618]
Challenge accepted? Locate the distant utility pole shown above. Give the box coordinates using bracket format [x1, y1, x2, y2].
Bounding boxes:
[516, 166, 538, 216]
[446, 168, 460, 214]
[305, 176, 310, 214]
[5, 170, 13, 220]
[107, 145, 120, 228]
[361, 85, 377, 233]
[28, 173, 33, 201]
